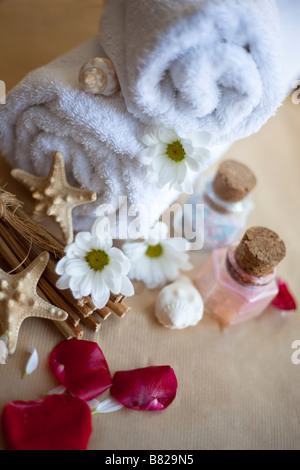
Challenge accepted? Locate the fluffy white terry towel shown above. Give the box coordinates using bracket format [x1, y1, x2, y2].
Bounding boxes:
[99, 0, 285, 145]
[0, 39, 180, 235]
[0, 0, 293, 238]
[275, 0, 300, 92]
[0, 37, 227, 236]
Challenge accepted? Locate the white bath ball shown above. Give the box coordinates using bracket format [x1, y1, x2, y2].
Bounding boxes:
[155, 275, 204, 329]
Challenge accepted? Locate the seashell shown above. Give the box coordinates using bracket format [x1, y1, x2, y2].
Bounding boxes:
[155, 275, 204, 330]
[79, 57, 120, 96]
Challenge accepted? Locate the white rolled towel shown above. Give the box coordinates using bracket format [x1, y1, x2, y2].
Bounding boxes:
[99, 0, 285, 144]
[0, 37, 228, 237]
[275, 0, 300, 93]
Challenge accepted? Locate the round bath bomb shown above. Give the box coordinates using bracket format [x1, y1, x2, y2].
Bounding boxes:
[155, 276, 204, 329]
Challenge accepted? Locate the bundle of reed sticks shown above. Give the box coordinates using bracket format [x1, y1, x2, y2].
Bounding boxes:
[0, 189, 130, 340]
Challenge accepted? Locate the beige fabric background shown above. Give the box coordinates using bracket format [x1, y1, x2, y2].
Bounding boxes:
[0, 0, 300, 451]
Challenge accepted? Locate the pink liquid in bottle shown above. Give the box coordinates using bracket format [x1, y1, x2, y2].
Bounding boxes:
[195, 227, 286, 326]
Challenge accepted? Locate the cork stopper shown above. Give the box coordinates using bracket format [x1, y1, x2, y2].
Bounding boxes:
[213, 160, 256, 203]
[235, 226, 286, 277]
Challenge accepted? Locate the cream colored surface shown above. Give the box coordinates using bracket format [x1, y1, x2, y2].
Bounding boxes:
[0, 0, 300, 451]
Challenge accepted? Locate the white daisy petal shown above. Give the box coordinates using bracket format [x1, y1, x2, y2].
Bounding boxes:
[65, 242, 86, 259]
[180, 175, 194, 194]
[157, 127, 177, 144]
[80, 269, 95, 297]
[55, 257, 68, 275]
[122, 241, 147, 260]
[110, 257, 131, 275]
[72, 289, 83, 300]
[150, 143, 167, 157]
[139, 147, 155, 164]
[91, 235, 113, 251]
[139, 123, 211, 193]
[102, 268, 122, 294]
[0, 336, 9, 365]
[69, 274, 84, 293]
[88, 397, 124, 414]
[24, 348, 39, 377]
[145, 238, 159, 247]
[56, 217, 135, 305]
[106, 257, 122, 272]
[165, 237, 187, 251]
[175, 161, 188, 184]
[142, 128, 160, 146]
[45, 385, 67, 396]
[120, 276, 135, 297]
[158, 160, 176, 187]
[75, 232, 92, 251]
[161, 259, 179, 281]
[149, 222, 169, 240]
[182, 141, 195, 157]
[190, 131, 212, 147]
[151, 153, 168, 173]
[109, 247, 128, 264]
[123, 220, 192, 289]
[165, 245, 193, 266]
[91, 289, 110, 310]
[65, 259, 90, 276]
[185, 155, 203, 173]
[91, 272, 111, 309]
[192, 147, 211, 162]
[56, 273, 71, 290]
[150, 258, 167, 287]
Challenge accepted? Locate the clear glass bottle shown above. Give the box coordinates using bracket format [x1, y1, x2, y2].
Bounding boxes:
[175, 160, 256, 250]
[195, 227, 286, 326]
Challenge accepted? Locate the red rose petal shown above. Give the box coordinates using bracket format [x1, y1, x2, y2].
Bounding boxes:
[49, 339, 112, 401]
[110, 366, 178, 411]
[271, 278, 297, 311]
[1, 394, 92, 450]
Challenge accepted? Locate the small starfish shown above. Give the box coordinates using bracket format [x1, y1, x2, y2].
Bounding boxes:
[11, 151, 97, 245]
[0, 252, 68, 355]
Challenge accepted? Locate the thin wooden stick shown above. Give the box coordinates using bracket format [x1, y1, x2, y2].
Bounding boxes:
[54, 319, 81, 340]
[0, 222, 92, 322]
[0, 234, 81, 340]
[0, 188, 131, 337]
[110, 293, 125, 303]
[80, 314, 102, 333]
[106, 299, 131, 318]
[15, 234, 97, 318]
[94, 306, 112, 320]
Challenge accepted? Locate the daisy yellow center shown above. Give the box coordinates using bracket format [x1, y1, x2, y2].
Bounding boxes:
[166, 140, 186, 163]
[85, 249, 110, 272]
[146, 244, 163, 258]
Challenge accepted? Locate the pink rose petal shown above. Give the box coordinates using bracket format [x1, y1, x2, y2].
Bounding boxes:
[110, 366, 178, 411]
[49, 339, 112, 401]
[271, 278, 297, 311]
[1, 394, 92, 450]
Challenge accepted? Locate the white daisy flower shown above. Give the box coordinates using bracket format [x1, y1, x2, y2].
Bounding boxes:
[122, 222, 193, 289]
[138, 123, 212, 194]
[56, 217, 134, 309]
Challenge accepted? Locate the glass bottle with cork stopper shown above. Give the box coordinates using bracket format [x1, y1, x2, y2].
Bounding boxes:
[175, 159, 257, 250]
[195, 226, 286, 326]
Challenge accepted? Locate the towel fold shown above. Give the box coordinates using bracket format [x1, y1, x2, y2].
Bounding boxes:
[99, 0, 285, 144]
[1, 0, 296, 239]
[0, 37, 227, 236]
[275, 0, 300, 93]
